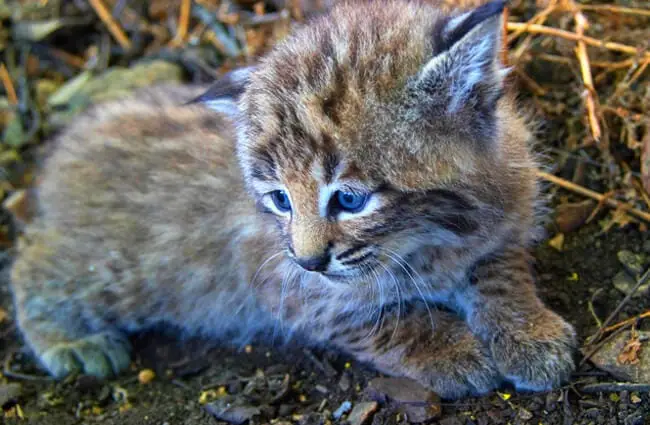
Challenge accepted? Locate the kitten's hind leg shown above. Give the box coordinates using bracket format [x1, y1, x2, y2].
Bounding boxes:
[323, 305, 503, 399]
[10, 239, 132, 379]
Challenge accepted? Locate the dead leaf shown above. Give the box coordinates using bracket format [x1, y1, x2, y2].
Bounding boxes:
[555, 200, 596, 233]
[0, 307, 7, 323]
[548, 233, 564, 251]
[617, 331, 642, 365]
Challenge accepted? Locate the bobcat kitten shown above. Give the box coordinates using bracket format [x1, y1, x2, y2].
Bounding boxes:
[10, 0, 576, 398]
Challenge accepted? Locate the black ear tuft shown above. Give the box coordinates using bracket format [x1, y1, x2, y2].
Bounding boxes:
[441, 0, 506, 52]
[186, 66, 255, 116]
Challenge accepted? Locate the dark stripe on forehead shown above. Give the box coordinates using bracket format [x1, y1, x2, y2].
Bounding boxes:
[250, 144, 277, 181]
[321, 134, 339, 184]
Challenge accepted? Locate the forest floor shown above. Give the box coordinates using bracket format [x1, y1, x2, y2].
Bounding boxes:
[1, 0, 650, 424]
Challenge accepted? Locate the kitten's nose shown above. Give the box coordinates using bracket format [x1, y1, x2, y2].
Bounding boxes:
[295, 254, 330, 272]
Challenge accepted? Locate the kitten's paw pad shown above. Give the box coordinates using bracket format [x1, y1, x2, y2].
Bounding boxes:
[492, 317, 576, 391]
[40, 333, 132, 379]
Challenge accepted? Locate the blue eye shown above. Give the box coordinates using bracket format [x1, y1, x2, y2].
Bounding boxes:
[271, 190, 291, 212]
[335, 191, 369, 213]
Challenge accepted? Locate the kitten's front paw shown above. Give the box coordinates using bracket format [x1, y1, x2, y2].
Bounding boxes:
[491, 312, 576, 391]
[40, 332, 132, 379]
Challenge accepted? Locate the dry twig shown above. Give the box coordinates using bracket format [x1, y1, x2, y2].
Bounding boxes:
[537, 171, 650, 222]
[88, 0, 132, 50]
[0, 63, 18, 105]
[573, 11, 601, 142]
[170, 0, 192, 47]
[506, 22, 650, 59]
[578, 4, 650, 18]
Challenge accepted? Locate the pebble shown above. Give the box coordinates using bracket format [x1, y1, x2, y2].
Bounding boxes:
[587, 330, 650, 382]
[366, 377, 441, 422]
[518, 407, 534, 421]
[204, 398, 261, 425]
[0, 383, 22, 407]
[346, 401, 378, 425]
[338, 372, 351, 392]
[612, 271, 650, 297]
[617, 250, 645, 276]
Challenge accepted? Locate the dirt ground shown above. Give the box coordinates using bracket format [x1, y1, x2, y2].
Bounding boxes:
[0, 218, 649, 425]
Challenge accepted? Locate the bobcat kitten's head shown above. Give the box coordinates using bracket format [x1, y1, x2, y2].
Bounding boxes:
[196, 0, 537, 282]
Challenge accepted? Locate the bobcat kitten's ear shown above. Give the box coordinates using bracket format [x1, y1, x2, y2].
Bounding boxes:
[419, 0, 507, 115]
[189, 66, 255, 117]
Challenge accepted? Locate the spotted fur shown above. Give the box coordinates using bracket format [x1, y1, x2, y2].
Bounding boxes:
[10, 0, 575, 399]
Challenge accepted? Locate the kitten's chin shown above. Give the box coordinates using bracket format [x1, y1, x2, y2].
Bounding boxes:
[320, 268, 368, 285]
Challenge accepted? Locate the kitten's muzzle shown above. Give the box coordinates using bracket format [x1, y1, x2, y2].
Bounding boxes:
[295, 254, 331, 272]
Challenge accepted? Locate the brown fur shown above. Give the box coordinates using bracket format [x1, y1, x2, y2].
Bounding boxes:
[10, 0, 575, 399]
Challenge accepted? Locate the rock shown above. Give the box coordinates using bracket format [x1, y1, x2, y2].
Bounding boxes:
[0, 383, 22, 407]
[346, 401, 378, 425]
[518, 408, 534, 421]
[366, 378, 441, 423]
[612, 271, 650, 297]
[555, 200, 595, 233]
[587, 330, 650, 382]
[332, 401, 352, 419]
[367, 377, 438, 405]
[338, 372, 351, 391]
[204, 397, 261, 425]
[617, 250, 645, 276]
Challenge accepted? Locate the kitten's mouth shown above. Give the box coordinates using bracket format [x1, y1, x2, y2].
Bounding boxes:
[321, 267, 368, 282]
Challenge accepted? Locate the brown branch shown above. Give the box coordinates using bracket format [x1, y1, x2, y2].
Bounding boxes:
[88, 0, 132, 50]
[506, 22, 650, 59]
[0, 63, 18, 105]
[537, 170, 650, 222]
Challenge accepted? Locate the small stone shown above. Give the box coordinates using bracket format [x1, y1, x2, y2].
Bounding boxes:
[518, 408, 534, 421]
[0, 383, 22, 407]
[617, 250, 645, 276]
[347, 401, 378, 425]
[278, 404, 294, 416]
[586, 330, 650, 382]
[138, 369, 156, 384]
[204, 397, 261, 425]
[332, 400, 352, 419]
[612, 271, 650, 297]
[367, 377, 441, 423]
[367, 377, 438, 405]
[338, 373, 351, 391]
